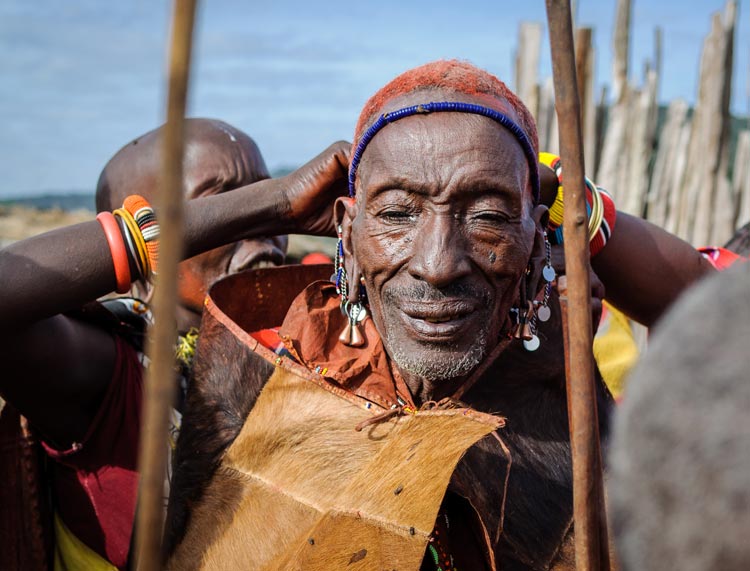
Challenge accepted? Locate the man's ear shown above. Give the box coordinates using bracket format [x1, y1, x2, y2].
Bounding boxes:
[526, 204, 550, 299]
[333, 196, 362, 303]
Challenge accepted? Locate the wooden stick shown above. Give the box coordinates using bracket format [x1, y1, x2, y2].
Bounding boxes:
[134, 1, 197, 570]
[544, 2, 609, 570]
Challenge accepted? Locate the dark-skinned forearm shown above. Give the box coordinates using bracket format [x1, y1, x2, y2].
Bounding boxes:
[181, 177, 292, 258]
[592, 212, 715, 327]
[538, 163, 715, 326]
[0, 180, 293, 327]
[0, 222, 118, 326]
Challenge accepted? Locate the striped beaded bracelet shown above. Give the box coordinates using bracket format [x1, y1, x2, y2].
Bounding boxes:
[113, 207, 149, 279]
[115, 214, 145, 281]
[124, 195, 160, 277]
[110, 194, 160, 283]
[539, 152, 617, 258]
[589, 185, 616, 258]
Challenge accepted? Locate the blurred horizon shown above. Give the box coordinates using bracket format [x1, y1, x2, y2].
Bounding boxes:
[1, 0, 748, 198]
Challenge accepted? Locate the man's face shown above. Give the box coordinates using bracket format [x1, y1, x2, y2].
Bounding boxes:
[177, 232, 287, 316]
[177, 155, 288, 316]
[101, 120, 288, 327]
[344, 103, 538, 384]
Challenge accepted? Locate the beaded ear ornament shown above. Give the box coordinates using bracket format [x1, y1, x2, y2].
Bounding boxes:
[333, 225, 368, 347]
[512, 231, 555, 352]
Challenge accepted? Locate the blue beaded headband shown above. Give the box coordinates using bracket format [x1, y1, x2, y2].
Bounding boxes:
[348, 101, 540, 204]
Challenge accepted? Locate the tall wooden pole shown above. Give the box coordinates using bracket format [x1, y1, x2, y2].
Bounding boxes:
[135, 1, 197, 570]
[544, 1, 609, 570]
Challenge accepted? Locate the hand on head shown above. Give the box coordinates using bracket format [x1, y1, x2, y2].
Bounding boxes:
[277, 140, 351, 237]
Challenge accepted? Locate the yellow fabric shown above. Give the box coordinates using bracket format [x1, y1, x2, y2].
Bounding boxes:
[539, 152, 565, 226]
[593, 301, 639, 399]
[53, 512, 117, 571]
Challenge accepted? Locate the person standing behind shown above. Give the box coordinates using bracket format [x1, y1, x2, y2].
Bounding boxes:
[0, 118, 349, 570]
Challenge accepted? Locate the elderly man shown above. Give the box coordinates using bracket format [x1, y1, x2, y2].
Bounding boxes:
[0, 119, 348, 570]
[166, 62, 710, 570]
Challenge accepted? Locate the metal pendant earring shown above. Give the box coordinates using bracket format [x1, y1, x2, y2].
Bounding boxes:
[338, 300, 368, 347]
[524, 231, 556, 352]
[523, 299, 540, 351]
[535, 231, 555, 324]
[513, 278, 540, 352]
[334, 225, 368, 347]
[514, 272, 534, 342]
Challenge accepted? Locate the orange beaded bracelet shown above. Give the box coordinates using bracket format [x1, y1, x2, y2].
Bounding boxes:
[96, 212, 132, 294]
[123, 194, 159, 276]
[113, 208, 149, 278]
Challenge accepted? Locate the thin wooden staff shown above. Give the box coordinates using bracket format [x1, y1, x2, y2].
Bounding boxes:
[557, 278, 610, 571]
[135, 1, 198, 570]
[544, 1, 610, 570]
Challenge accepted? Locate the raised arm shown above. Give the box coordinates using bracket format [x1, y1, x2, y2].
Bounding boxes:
[591, 212, 713, 327]
[0, 140, 349, 445]
[539, 162, 714, 328]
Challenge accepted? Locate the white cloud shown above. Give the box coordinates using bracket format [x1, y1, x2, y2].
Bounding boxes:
[0, 0, 745, 197]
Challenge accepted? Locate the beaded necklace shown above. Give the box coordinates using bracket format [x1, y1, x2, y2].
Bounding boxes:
[175, 326, 199, 371]
[427, 512, 455, 571]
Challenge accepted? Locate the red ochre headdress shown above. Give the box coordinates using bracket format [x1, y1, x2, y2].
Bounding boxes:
[349, 60, 540, 203]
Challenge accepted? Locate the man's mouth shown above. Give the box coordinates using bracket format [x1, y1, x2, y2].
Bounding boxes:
[398, 300, 478, 340]
[423, 316, 453, 324]
[227, 248, 285, 275]
[248, 259, 278, 270]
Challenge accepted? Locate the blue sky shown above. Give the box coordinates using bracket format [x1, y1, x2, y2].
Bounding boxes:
[0, 0, 746, 198]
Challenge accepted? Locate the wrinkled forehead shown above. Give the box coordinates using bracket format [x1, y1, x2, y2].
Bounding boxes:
[356, 115, 530, 207]
[351, 89, 536, 204]
[181, 133, 269, 200]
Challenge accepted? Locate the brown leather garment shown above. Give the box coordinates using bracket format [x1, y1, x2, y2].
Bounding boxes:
[168, 364, 502, 570]
[166, 265, 614, 570]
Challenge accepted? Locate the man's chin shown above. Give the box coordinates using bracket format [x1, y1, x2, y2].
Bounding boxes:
[387, 339, 487, 385]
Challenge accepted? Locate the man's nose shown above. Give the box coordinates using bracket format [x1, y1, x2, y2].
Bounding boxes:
[407, 214, 472, 287]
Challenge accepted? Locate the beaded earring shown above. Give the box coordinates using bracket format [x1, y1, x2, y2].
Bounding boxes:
[333, 225, 367, 347]
[512, 231, 555, 352]
[535, 231, 555, 323]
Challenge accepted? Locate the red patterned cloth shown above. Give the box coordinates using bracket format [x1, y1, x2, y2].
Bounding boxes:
[42, 335, 142, 570]
[699, 247, 747, 271]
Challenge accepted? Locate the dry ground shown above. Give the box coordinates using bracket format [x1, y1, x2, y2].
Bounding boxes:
[0, 205, 94, 247]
